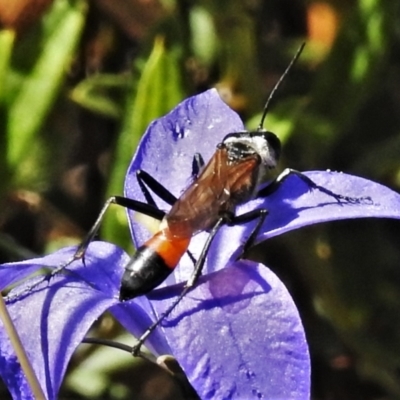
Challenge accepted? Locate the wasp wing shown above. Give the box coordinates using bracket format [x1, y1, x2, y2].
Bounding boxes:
[166, 147, 259, 238]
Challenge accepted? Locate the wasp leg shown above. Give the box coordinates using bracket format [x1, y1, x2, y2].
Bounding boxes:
[192, 153, 205, 177]
[257, 168, 372, 204]
[6, 197, 165, 303]
[136, 170, 178, 207]
[227, 209, 269, 259]
[131, 217, 225, 356]
[136, 154, 204, 207]
[73, 197, 165, 262]
[136, 151, 205, 207]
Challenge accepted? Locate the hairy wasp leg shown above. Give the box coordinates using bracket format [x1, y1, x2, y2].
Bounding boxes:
[136, 170, 178, 207]
[131, 208, 268, 356]
[6, 197, 165, 303]
[257, 168, 372, 204]
[192, 153, 205, 177]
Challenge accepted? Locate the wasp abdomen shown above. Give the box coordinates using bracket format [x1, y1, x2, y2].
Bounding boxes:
[119, 231, 190, 301]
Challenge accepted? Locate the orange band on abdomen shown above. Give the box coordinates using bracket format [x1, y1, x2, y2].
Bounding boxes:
[144, 230, 190, 269]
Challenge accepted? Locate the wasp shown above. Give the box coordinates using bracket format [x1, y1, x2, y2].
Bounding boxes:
[6, 43, 367, 355]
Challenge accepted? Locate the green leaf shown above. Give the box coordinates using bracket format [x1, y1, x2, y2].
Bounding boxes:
[0, 30, 15, 195]
[6, 0, 87, 168]
[0, 30, 15, 105]
[190, 6, 217, 64]
[70, 74, 127, 118]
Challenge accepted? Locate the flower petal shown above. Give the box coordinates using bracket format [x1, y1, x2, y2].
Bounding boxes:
[148, 260, 310, 399]
[257, 170, 400, 238]
[0, 242, 128, 399]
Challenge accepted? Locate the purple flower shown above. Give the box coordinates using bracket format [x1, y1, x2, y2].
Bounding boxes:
[1, 89, 400, 399]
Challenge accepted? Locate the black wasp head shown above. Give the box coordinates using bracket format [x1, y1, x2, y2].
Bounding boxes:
[222, 130, 281, 169]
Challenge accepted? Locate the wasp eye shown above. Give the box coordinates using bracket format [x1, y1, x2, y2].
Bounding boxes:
[257, 131, 281, 159]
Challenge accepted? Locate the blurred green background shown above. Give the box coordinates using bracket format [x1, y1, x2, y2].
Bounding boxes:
[1, 0, 400, 398]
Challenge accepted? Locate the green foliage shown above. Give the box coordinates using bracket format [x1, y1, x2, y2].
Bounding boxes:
[70, 74, 127, 119]
[2, 0, 86, 181]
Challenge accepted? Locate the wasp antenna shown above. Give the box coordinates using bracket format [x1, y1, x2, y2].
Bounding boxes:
[258, 42, 306, 130]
